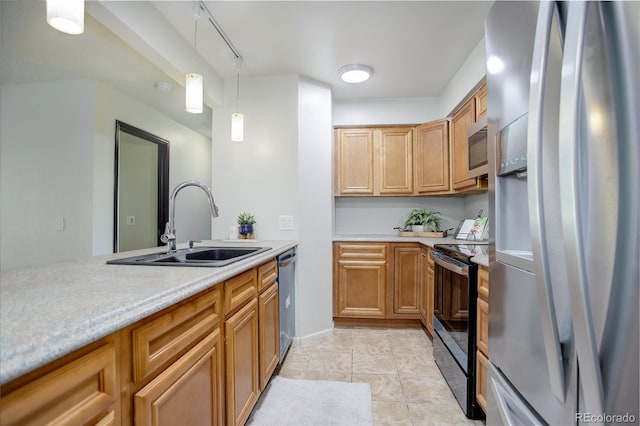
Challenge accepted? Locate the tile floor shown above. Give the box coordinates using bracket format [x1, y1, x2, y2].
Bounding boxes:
[276, 327, 485, 426]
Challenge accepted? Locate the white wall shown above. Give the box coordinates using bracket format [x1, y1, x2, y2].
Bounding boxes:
[438, 38, 487, 116]
[211, 75, 299, 240]
[1, 81, 95, 270]
[333, 97, 440, 126]
[212, 75, 334, 339]
[335, 197, 464, 235]
[296, 78, 334, 338]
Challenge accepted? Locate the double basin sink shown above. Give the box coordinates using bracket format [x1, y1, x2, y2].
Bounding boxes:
[107, 246, 271, 267]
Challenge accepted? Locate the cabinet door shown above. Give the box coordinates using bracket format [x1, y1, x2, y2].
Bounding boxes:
[225, 298, 260, 426]
[426, 255, 435, 336]
[476, 350, 489, 413]
[135, 330, 223, 426]
[393, 246, 421, 315]
[478, 266, 489, 301]
[475, 84, 487, 120]
[335, 259, 387, 318]
[414, 119, 450, 193]
[258, 283, 279, 391]
[477, 297, 489, 356]
[451, 97, 478, 191]
[378, 128, 413, 194]
[337, 129, 374, 195]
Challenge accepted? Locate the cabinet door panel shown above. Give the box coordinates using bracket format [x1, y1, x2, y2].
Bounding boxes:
[335, 260, 387, 317]
[135, 330, 223, 426]
[378, 128, 413, 194]
[414, 120, 450, 193]
[224, 269, 258, 315]
[477, 297, 489, 356]
[259, 284, 279, 390]
[451, 98, 477, 190]
[338, 129, 374, 194]
[475, 84, 487, 120]
[476, 350, 488, 413]
[225, 298, 260, 426]
[394, 247, 421, 315]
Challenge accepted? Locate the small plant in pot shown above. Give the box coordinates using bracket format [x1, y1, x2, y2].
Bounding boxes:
[403, 209, 442, 233]
[237, 212, 256, 239]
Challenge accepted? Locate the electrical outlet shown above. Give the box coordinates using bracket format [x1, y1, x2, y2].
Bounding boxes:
[55, 217, 65, 231]
[279, 215, 294, 230]
[126, 216, 136, 225]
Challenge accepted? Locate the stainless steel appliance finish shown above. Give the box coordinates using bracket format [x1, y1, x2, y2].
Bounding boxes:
[467, 116, 488, 178]
[431, 244, 486, 419]
[486, 1, 639, 425]
[277, 248, 297, 363]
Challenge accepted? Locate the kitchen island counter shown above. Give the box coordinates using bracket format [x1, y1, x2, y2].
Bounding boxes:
[0, 240, 296, 385]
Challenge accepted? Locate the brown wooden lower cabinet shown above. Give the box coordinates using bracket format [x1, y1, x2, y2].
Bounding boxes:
[225, 298, 260, 426]
[425, 248, 435, 336]
[334, 253, 388, 318]
[134, 330, 223, 426]
[476, 265, 490, 414]
[0, 258, 282, 426]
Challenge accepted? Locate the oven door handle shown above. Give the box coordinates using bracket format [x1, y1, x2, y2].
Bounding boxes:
[431, 252, 469, 277]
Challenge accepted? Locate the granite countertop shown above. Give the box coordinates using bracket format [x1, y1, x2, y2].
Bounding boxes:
[333, 234, 490, 266]
[0, 240, 296, 385]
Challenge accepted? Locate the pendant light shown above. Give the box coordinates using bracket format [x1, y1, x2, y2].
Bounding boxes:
[231, 70, 244, 142]
[46, 0, 84, 35]
[185, 8, 203, 114]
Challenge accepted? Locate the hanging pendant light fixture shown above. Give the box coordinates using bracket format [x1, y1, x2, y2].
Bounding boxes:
[46, 0, 84, 35]
[185, 8, 203, 114]
[231, 70, 244, 142]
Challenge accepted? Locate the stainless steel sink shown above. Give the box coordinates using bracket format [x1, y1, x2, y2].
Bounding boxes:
[107, 246, 271, 267]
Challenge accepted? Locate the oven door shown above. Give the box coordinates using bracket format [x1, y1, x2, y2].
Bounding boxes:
[431, 250, 476, 373]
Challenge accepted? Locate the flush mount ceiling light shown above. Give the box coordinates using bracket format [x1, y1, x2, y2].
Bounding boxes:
[337, 64, 373, 83]
[46, 0, 84, 35]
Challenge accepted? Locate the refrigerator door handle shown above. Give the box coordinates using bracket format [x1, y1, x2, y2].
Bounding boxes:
[558, 1, 605, 418]
[526, 0, 566, 403]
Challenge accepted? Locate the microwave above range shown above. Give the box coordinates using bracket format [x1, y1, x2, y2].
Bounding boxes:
[467, 116, 488, 178]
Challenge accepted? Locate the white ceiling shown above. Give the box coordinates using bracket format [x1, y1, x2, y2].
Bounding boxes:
[156, 1, 493, 100]
[0, 1, 493, 137]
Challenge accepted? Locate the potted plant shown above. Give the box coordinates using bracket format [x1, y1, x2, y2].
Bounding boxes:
[237, 212, 256, 239]
[402, 209, 442, 232]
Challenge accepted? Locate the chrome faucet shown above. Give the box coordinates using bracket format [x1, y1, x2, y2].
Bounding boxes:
[161, 181, 219, 252]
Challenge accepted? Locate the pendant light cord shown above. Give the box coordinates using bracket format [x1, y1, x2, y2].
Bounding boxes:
[236, 72, 240, 113]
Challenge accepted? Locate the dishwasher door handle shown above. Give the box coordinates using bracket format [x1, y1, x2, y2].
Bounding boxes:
[278, 253, 297, 268]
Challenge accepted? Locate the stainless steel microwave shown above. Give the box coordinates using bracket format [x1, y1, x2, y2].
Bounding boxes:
[467, 116, 488, 178]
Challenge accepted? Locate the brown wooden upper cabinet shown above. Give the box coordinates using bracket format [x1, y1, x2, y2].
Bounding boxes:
[450, 83, 488, 192]
[475, 84, 488, 120]
[335, 127, 413, 196]
[414, 119, 450, 194]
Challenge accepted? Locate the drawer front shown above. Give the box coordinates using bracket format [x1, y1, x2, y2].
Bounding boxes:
[257, 259, 277, 293]
[224, 268, 258, 315]
[133, 287, 222, 383]
[478, 266, 489, 301]
[0, 343, 117, 426]
[477, 296, 489, 356]
[334, 242, 387, 260]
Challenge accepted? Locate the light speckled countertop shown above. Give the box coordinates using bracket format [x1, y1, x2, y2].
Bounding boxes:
[333, 234, 489, 266]
[0, 240, 296, 385]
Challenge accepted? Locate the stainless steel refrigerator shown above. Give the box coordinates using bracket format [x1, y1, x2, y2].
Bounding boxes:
[486, 1, 639, 425]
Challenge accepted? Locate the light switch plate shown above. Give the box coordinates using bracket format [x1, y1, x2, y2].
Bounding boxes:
[279, 215, 294, 230]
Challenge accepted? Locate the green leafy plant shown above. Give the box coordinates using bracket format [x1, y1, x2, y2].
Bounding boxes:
[402, 209, 442, 232]
[237, 212, 256, 225]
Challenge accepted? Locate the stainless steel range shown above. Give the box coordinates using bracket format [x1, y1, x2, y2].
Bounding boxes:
[431, 243, 487, 419]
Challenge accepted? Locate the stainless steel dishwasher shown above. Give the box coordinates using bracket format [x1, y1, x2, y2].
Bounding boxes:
[277, 248, 297, 363]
